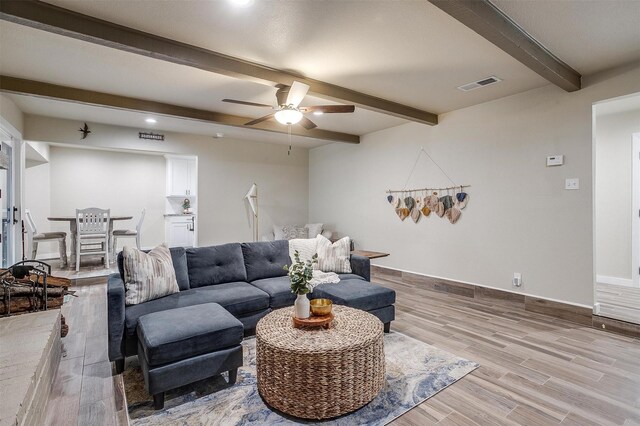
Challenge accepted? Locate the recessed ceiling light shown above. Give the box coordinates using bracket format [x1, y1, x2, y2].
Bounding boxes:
[229, 0, 252, 6]
[313, 111, 324, 116]
[145, 118, 157, 123]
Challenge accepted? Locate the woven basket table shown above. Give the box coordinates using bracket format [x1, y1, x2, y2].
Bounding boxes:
[256, 305, 385, 420]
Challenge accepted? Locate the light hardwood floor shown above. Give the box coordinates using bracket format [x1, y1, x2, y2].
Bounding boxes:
[45, 275, 640, 425]
[596, 282, 640, 325]
[44, 283, 127, 426]
[50, 257, 119, 280]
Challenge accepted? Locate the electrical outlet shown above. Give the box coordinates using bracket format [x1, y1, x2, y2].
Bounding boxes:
[565, 178, 580, 190]
[512, 273, 522, 287]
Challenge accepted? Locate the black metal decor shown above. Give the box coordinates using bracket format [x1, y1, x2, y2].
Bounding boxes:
[78, 122, 91, 139]
[1, 260, 51, 317]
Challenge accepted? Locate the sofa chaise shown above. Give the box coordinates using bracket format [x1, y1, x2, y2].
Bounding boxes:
[107, 240, 396, 374]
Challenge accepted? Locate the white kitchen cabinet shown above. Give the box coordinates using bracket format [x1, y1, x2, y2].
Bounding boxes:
[166, 156, 197, 197]
[165, 216, 196, 247]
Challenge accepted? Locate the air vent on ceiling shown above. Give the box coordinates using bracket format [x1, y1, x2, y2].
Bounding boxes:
[457, 76, 502, 92]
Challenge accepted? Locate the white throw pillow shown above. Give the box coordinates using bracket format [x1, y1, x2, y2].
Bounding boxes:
[305, 223, 323, 238]
[282, 225, 308, 240]
[274, 224, 310, 240]
[316, 235, 352, 274]
[123, 243, 180, 305]
[288, 238, 319, 268]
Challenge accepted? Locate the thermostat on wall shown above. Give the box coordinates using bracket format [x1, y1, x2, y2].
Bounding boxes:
[546, 155, 564, 166]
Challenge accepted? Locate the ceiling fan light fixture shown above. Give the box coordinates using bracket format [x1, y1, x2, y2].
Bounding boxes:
[274, 108, 303, 125]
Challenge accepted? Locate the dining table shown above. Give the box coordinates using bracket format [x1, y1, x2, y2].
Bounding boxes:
[48, 215, 133, 266]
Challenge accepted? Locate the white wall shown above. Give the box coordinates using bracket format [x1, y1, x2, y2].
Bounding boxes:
[310, 63, 640, 307]
[595, 109, 640, 280]
[23, 117, 309, 247]
[24, 161, 51, 241]
[52, 146, 165, 251]
[0, 94, 23, 137]
[25, 147, 166, 255]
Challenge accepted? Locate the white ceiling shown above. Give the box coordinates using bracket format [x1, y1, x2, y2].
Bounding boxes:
[39, 0, 549, 113]
[492, 0, 640, 76]
[0, 21, 405, 138]
[1, 0, 640, 146]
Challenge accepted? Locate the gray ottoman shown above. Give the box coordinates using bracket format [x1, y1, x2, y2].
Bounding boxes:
[313, 280, 396, 332]
[137, 303, 244, 409]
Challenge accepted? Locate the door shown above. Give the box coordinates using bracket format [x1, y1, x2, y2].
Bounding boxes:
[0, 139, 14, 267]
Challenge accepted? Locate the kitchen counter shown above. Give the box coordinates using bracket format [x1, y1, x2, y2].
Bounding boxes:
[163, 213, 196, 217]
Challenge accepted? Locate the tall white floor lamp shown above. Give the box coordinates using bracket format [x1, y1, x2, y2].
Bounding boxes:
[244, 183, 258, 242]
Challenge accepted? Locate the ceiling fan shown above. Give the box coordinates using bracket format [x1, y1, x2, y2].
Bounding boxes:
[222, 81, 355, 130]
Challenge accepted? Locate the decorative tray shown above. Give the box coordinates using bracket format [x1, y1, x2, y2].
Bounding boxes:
[292, 312, 334, 329]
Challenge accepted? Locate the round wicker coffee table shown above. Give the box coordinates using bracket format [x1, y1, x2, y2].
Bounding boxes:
[256, 305, 385, 420]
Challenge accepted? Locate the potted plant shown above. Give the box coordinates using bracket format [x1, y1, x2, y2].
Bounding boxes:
[182, 198, 191, 214]
[284, 250, 318, 319]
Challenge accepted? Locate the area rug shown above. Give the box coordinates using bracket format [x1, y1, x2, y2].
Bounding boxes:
[125, 332, 478, 425]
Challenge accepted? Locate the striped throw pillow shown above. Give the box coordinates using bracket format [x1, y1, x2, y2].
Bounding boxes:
[123, 243, 180, 305]
[317, 235, 352, 274]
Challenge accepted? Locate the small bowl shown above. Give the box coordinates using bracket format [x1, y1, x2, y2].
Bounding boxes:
[310, 298, 333, 316]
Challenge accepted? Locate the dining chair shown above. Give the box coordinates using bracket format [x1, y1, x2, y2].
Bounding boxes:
[112, 208, 145, 257]
[24, 209, 68, 268]
[76, 207, 110, 272]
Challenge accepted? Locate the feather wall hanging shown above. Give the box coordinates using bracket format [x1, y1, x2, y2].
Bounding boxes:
[385, 147, 470, 225]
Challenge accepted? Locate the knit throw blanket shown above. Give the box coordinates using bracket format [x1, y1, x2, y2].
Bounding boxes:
[309, 270, 340, 289]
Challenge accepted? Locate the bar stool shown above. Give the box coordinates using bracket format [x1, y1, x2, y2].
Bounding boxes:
[24, 209, 68, 268]
[112, 208, 145, 257]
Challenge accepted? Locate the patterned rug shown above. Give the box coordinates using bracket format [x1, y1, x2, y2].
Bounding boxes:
[125, 332, 478, 425]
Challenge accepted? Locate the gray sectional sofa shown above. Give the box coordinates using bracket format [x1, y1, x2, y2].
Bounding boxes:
[107, 240, 396, 373]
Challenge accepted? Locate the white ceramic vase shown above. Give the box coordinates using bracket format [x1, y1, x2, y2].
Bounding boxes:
[294, 293, 310, 319]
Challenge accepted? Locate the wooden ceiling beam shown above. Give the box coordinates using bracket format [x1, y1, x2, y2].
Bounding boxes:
[428, 0, 581, 92]
[0, 76, 360, 144]
[0, 0, 438, 125]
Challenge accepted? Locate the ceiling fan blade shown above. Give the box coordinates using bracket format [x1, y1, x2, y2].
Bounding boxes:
[245, 113, 275, 126]
[222, 99, 273, 108]
[299, 116, 317, 130]
[302, 105, 355, 114]
[286, 81, 310, 107]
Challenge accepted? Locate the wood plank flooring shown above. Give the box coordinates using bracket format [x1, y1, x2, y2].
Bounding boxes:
[44, 283, 128, 426]
[50, 257, 119, 281]
[44, 274, 640, 425]
[596, 282, 640, 325]
[379, 272, 640, 426]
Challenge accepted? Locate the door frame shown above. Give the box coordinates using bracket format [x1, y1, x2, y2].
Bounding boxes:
[632, 133, 640, 287]
[0, 117, 24, 267]
[0, 129, 18, 266]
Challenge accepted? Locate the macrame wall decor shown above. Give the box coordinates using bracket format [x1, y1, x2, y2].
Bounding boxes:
[386, 147, 470, 225]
